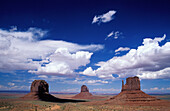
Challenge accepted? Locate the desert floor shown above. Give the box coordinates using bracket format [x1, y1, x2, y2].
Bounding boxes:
[0, 93, 170, 111]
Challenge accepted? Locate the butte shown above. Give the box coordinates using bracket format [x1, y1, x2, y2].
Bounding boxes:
[109, 76, 159, 103]
[73, 85, 104, 99]
[22, 80, 84, 102]
[72, 85, 93, 99]
[84, 76, 170, 107]
[22, 80, 50, 100]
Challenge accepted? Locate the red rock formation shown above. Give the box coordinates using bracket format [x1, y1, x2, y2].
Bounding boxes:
[22, 80, 49, 100]
[110, 76, 159, 102]
[22, 80, 86, 102]
[73, 85, 96, 99]
[121, 76, 140, 91]
[30, 80, 49, 94]
[81, 85, 89, 92]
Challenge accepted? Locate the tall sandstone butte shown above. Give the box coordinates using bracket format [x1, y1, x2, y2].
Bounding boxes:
[22, 80, 50, 100]
[22, 80, 85, 102]
[81, 85, 89, 92]
[110, 76, 159, 102]
[122, 76, 140, 91]
[31, 80, 49, 94]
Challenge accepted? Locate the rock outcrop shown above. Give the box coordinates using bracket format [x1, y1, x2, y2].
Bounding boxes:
[73, 85, 94, 99]
[121, 76, 140, 91]
[81, 85, 89, 92]
[22, 80, 50, 100]
[22, 80, 85, 102]
[30, 80, 49, 94]
[110, 76, 159, 102]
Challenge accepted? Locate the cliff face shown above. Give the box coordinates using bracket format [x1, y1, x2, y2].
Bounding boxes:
[81, 85, 89, 92]
[22, 80, 50, 100]
[122, 76, 140, 91]
[30, 80, 49, 94]
[110, 76, 158, 102]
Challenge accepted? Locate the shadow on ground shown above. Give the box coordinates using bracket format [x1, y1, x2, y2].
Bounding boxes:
[22, 92, 86, 103]
[39, 93, 86, 103]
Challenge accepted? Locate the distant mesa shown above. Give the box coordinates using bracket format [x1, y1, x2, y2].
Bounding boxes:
[72, 85, 106, 99]
[72, 85, 93, 99]
[110, 76, 159, 102]
[22, 80, 85, 103]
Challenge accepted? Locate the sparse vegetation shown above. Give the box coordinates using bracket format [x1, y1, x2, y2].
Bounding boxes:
[0, 94, 170, 111]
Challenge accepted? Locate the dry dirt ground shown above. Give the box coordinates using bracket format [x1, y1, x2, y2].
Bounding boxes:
[0, 93, 170, 111]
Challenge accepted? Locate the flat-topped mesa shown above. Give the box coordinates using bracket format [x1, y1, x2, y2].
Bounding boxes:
[81, 85, 89, 92]
[122, 76, 140, 91]
[30, 80, 49, 94]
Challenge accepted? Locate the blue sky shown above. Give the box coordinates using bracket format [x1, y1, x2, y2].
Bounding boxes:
[0, 0, 170, 93]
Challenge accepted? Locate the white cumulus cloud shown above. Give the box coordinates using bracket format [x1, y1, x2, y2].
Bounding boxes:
[30, 48, 93, 75]
[92, 10, 116, 24]
[84, 34, 170, 79]
[79, 67, 96, 76]
[0, 27, 104, 76]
